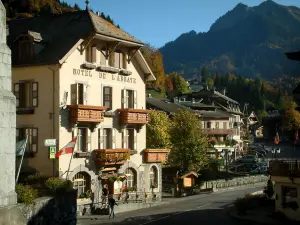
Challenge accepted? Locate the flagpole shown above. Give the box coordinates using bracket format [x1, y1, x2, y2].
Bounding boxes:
[16, 135, 28, 184]
[66, 136, 77, 180]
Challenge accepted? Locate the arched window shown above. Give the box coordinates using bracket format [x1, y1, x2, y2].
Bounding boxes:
[150, 166, 158, 188]
[125, 167, 136, 188]
[72, 172, 91, 198]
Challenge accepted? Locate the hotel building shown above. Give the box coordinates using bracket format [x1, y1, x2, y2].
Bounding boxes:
[8, 9, 166, 203]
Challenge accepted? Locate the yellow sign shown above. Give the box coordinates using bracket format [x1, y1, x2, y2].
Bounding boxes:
[49, 146, 57, 159]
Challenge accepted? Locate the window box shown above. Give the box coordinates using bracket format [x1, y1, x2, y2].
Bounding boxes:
[74, 152, 91, 158]
[67, 105, 106, 123]
[144, 149, 170, 163]
[81, 62, 96, 70]
[94, 149, 130, 166]
[118, 108, 151, 125]
[97, 66, 119, 73]
[16, 107, 35, 115]
[119, 69, 132, 76]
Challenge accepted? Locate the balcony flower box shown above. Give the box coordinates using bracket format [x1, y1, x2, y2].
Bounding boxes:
[119, 69, 132, 76]
[97, 66, 119, 73]
[81, 62, 97, 70]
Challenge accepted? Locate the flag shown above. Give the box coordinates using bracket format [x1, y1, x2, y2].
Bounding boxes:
[294, 129, 299, 145]
[55, 137, 77, 159]
[16, 136, 28, 157]
[274, 132, 280, 145]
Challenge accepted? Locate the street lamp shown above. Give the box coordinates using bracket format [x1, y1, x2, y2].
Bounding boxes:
[221, 149, 232, 174]
[271, 148, 280, 159]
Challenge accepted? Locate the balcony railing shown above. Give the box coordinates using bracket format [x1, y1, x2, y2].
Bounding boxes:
[68, 105, 106, 123]
[143, 149, 170, 163]
[117, 108, 151, 125]
[203, 128, 234, 135]
[94, 149, 130, 166]
[269, 160, 300, 177]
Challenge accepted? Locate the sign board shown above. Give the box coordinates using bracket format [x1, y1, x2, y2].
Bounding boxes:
[45, 139, 56, 147]
[49, 146, 57, 159]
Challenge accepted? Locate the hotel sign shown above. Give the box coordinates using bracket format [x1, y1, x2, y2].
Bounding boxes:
[72, 69, 136, 84]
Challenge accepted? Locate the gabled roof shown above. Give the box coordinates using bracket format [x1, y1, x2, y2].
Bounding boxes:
[8, 9, 143, 67]
[146, 98, 186, 114]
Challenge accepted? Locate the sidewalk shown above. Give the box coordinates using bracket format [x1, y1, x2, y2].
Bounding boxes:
[228, 205, 299, 225]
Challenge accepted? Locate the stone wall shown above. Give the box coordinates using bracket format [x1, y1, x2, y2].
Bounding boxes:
[0, 191, 77, 225]
[197, 175, 268, 191]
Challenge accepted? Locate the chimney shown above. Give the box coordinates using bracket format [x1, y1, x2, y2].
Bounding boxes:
[223, 87, 227, 95]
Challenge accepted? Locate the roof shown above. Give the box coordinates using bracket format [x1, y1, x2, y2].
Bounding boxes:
[179, 101, 220, 109]
[285, 51, 300, 61]
[8, 9, 143, 66]
[146, 98, 186, 114]
[196, 110, 233, 118]
[213, 90, 239, 104]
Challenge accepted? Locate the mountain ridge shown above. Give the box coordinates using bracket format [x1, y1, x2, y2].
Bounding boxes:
[160, 0, 300, 79]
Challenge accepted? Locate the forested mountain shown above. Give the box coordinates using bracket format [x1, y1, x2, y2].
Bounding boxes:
[160, 0, 300, 80]
[1, 0, 119, 27]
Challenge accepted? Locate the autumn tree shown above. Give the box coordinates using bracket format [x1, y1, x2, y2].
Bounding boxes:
[283, 101, 300, 130]
[168, 109, 209, 171]
[146, 110, 171, 149]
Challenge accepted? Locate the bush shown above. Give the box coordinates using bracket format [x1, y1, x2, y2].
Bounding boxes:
[16, 184, 38, 205]
[45, 177, 73, 194]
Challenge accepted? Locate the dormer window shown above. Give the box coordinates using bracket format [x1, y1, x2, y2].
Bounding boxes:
[18, 36, 33, 61]
[86, 44, 97, 63]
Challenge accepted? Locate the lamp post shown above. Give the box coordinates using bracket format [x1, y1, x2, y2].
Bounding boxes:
[221, 149, 233, 174]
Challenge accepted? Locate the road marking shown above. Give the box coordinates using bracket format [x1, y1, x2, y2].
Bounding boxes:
[196, 203, 211, 209]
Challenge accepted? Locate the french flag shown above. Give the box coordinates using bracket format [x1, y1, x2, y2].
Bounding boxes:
[55, 137, 77, 159]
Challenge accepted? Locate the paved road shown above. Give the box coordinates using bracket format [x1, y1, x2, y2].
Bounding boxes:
[77, 186, 263, 225]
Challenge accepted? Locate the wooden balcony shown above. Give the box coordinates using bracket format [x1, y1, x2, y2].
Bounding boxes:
[269, 160, 300, 177]
[143, 149, 170, 163]
[94, 149, 130, 166]
[203, 128, 234, 135]
[117, 108, 151, 125]
[68, 105, 106, 123]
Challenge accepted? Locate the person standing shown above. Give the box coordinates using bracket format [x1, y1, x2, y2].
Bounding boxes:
[108, 195, 118, 219]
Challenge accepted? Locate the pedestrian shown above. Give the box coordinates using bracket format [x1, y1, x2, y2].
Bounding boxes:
[108, 195, 118, 219]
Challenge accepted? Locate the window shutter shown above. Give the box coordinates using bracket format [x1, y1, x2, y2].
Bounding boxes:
[70, 84, 78, 105]
[121, 89, 126, 109]
[109, 87, 112, 109]
[32, 82, 38, 107]
[112, 128, 116, 149]
[119, 52, 123, 69]
[83, 84, 88, 105]
[91, 45, 97, 63]
[16, 128, 20, 141]
[14, 83, 20, 107]
[122, 53, 127, 69]
[87, 128, 91, 152]
[32, 128, 38, 153]
[109, 52, 114, 67]
[122, 129, 127, 149]
[100, 49, 106, 65]
[86, 45, 91, 62]
[114, 52, 120, 68]
[133, 90, 137, 109]
[134, 129, 137, 151]
[98, 128, 104, 149]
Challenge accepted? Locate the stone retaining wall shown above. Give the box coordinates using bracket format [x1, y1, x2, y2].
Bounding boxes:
[197, 175, 268, 191]
[0, 191, 77, 225]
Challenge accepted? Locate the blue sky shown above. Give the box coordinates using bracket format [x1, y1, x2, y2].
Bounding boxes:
[66, 0, 300, 48]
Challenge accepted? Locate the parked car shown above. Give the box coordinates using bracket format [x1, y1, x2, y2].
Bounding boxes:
[250, 164, 268, 174]
[239, 155, 257, 163]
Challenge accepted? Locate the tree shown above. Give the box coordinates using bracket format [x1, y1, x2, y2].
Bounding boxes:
[206, 77, 214, 88]
[263, 178, 274, 199]
[168, 109, 209, 171]
[146, 110, 171, 149]
[201, 67, 209, 82]
[283, 101, 300, 130]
